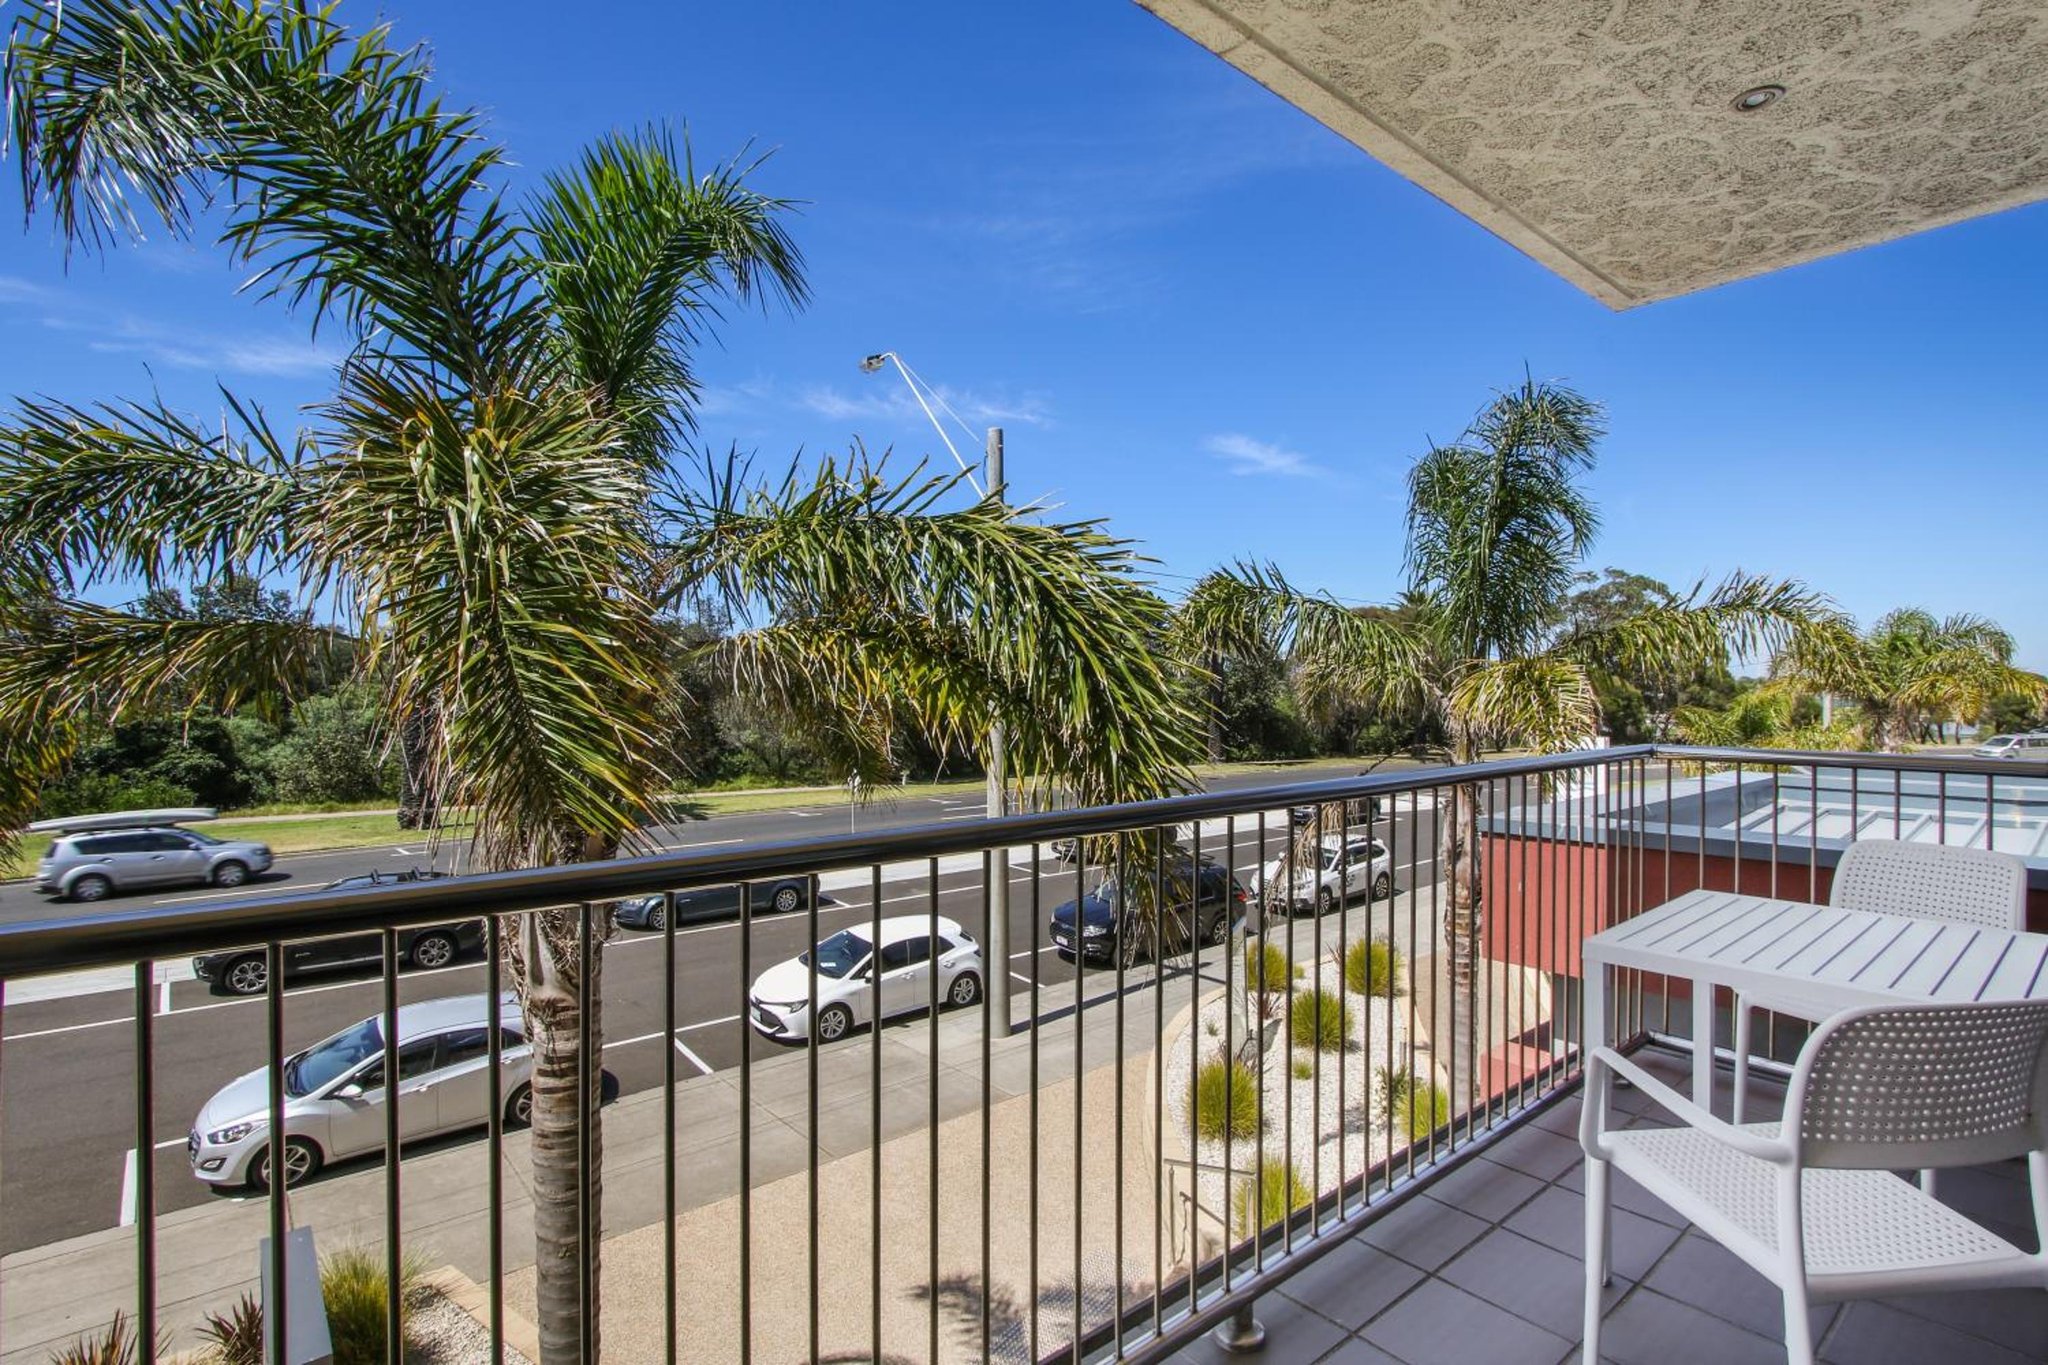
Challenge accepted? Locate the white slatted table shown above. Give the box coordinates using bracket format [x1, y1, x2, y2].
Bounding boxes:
[1582, 888, 2048, 1110]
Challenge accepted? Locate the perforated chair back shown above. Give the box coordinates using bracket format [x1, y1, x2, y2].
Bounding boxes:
[1790, 999, 2048, 1171]
[1828, 839, 2028, 930]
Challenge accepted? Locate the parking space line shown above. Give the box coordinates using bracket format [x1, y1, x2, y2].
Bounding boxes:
[154, 1135, 187, 1151]
[671, 1036, 713, 1076]
[1008, 972, 1034, 987]
[152, 885, 284, 906]
[4, 1014, 132, 1042]
[118, 1149, 137, 1227]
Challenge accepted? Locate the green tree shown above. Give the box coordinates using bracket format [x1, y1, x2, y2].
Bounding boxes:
[258, 683, 398, 804]
[0, 5, 1198, 1359]
[1671, 681, 1855, 752]
[1774, 609, 2046, 752]
[1179, 379, 1828, 993]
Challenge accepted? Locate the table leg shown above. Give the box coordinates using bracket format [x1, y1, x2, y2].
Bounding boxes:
[1584, 956, 1606, 1062]
[1692, 977, 1715, 1115]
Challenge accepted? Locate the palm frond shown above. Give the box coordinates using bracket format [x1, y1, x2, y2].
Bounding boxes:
[317, 369, 672, 866]
[1405, 377, 1604, 659]
[528, 129, 807, 468]
[665, 451, 1200, 807]
[0, 391, 302, 592]
[7, 0, 542, 388]
[1169, 562, 1425, 718]
[1558, 571, 1838, 679]
[1448, 656, 1597, 752]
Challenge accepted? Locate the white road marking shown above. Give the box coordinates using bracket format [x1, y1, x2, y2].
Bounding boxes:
[158, 975, 172, 1016]
[1008, 972, 1034, 987]
[668, 837, 744, 850]
[152, 885, 286, 905]
[154, 1135, 187, 1151]
[672, 1036, 714, 1076]
[118, 1148, 137, 1227]
[789, 810, 819, 818]
[939, 811, 991, 822]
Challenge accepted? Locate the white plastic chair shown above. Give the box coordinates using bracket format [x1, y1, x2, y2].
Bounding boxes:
[1731, 839, 2030, 1126]
[1581, 999, 2048, 1365]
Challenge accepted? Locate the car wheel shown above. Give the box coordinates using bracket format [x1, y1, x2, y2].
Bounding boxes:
[211, 861, 250, 889]
[949, 972, 982, 1007]
[1206, 913, 1231, 947]
[1373, 872, 1392, 899]
[223, 955, 269, 996]
[408, 932, 459, 970]
[771, 884, 804, 915]
[1316, 886, 1335, 914]
[647, 904, 666, 931]
[815, 1003, 854, 1043]
[68, 874, 113, 904]
[504, 1084, 534, 1128]
[250, 1137, 321, 1191]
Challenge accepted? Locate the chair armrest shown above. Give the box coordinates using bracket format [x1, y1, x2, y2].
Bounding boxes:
[1579, 1047, 1796, 1165]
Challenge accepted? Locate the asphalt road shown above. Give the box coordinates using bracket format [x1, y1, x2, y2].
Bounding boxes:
[0, 781, 1442, 1255]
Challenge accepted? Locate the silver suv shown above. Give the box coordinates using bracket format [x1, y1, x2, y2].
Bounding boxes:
[36, 825, 274, 902]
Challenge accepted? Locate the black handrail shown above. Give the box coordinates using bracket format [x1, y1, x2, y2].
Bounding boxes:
[3, 743, 2040, 978]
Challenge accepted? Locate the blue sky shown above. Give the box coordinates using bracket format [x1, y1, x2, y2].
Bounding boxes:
[3, 2, 2044, 669]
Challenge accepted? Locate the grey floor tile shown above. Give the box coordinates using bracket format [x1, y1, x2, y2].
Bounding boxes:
[1362, 1278, 1571, 1365]
[1356, 1195, 1490, 1271]
[1423, 1156, 1546, 1223]
[1437, 1226, 1629, 1341]
[1275, 1240, 1426, 1331]
[1506, 1184, 1682, 1283]
[1594, 1287, 1787, 1365]
[1167, 1291, 1349, 1365]
[1638, 1232, 1838, 1343]
[1531, 1098, 1585, 1138]
[1820, 1302, 2037, 1365]
[1868, 1287, 2048, 1361]
[1483, 1126, 1586, 1181]
[1315, 1338, 1405, 1365]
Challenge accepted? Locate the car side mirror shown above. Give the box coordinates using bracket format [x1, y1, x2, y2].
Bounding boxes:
[334, 1082, 366, 1100]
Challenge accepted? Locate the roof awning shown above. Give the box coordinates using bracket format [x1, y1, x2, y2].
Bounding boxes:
[1138, 1, 2048, 308]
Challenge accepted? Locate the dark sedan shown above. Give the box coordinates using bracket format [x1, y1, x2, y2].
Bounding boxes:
[193, 869, 481, 996]
[1049, 859, 1246, 968]
[615, 874, 823, 931]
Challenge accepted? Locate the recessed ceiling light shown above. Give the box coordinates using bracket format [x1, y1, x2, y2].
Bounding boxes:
[1732, 84, 1786, 112]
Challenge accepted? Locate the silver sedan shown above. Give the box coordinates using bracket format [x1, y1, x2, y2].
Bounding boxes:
[189, 993, 532, 1189]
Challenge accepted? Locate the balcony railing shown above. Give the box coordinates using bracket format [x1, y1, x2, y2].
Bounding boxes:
[0, 744, 2040, 1364]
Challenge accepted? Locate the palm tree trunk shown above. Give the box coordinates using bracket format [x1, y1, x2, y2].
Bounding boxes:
[521, 907, 605, 1365]
[1439, 730, 1483, 990]
[395, 706, 438, 830]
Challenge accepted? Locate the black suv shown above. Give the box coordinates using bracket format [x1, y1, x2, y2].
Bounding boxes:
[1048, 857, 1247, 968]
[192, 868, 481, 995]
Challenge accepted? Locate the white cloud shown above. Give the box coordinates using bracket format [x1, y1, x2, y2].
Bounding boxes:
[32, 305, 342, 379]
[797, 382, 1050, 430]
[1205, 433, 1329, 479]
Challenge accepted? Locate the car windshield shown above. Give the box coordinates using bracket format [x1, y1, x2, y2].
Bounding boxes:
[803, 930, 871, 979]
[183, 829, 223, 846]
[284, 1018, 383, 1096]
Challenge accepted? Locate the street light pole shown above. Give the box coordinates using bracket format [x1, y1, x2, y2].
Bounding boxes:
[983, 426, 1012, 1037]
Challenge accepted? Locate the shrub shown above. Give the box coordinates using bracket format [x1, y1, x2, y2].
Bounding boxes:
[1190, 1056, 1260, 1141]
[320, 1243, 427, 1365]
[1288, 988, 1351, 1052]
[1377, 1068, 1451, 1141]
[1292, 1057, 1313, 1080]
[1344, 938, 1402, 998]
[34, 773, 196, 821]
[1232, 1161, 1311, 1236]
[197, 1296, 261, 1365]
[47, 1314, 133, 1365]
[1241, 940, 1298, 993]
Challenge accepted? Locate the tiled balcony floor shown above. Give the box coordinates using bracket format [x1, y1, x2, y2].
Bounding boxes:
[1170, 1049, 2048, 1365]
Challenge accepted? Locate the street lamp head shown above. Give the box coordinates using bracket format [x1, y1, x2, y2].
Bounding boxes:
[859, 353, 891, 374]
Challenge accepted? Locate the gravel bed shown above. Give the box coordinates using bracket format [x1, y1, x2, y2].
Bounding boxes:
[404, 1288, 534, 1365]
[1162, 952, 1422, 1257]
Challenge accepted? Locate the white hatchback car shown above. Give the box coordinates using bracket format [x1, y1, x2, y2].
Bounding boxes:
[189, 993, 531, 1189]
[748, 915, 983, 1043]
[1252, 834, 1392, 914]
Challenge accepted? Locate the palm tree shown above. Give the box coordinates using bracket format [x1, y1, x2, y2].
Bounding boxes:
[0, 5, 1198, 1359]
[1179, 378, 1830, 989]
[1670, 684, 1858, 752]
[1772, 608, 2045, 752]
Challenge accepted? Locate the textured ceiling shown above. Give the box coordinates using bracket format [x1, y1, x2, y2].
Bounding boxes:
[1136, 0, 2048, 307]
